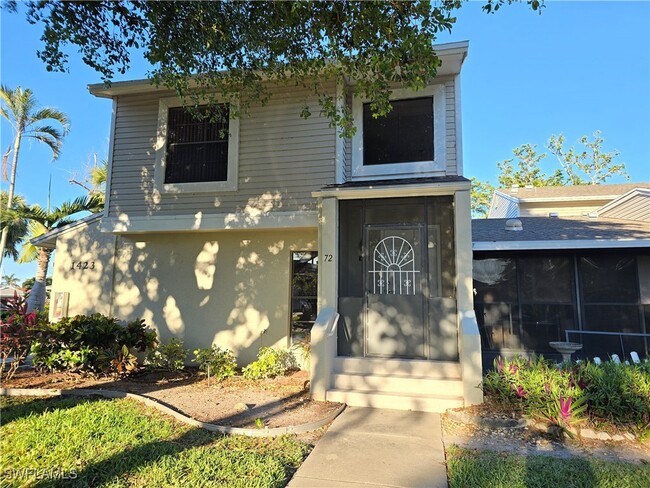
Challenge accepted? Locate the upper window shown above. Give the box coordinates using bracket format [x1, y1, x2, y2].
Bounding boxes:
[165, 105, 229, 184]
[155, 98, 239, 193]
[363, 97, 433, 166]
[351, 85, 446, 180]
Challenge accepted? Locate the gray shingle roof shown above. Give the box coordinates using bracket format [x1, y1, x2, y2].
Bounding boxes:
[472, 216, 650, 245]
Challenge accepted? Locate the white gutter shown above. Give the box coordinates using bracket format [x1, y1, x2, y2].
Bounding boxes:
[473, 238, 650, 251]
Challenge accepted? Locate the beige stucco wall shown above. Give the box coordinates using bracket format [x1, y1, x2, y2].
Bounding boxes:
[51, 221, 317, 365]
[50, 220, 117, 320]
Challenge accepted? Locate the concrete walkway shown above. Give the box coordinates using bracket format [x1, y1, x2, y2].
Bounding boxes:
[288, 407, 448, 488]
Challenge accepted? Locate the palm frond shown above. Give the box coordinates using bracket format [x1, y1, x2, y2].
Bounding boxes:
[16, 220, 47, 264]
[50, 195, 103, 221]
[25, 132, 63, 160]
[17, 241, 39, 264]
[31, 107, 70, 134]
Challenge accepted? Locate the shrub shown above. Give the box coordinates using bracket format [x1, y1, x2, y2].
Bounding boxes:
[579, 360, 650, 427]
[483, 355, 650, 435]
[193, 345, 237, 382]
[145, 338, 188, 371]
[242, 347, 297, 380]
[30, 313, 157, 375]
[0, 292, 38, 379]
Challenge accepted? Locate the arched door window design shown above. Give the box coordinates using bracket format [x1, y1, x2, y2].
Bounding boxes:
[370, 235, 420, 295]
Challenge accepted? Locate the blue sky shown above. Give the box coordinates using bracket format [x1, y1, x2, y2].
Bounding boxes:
[1, 1, 649, 281]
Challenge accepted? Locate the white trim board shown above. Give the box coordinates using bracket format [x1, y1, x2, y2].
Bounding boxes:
[313, 181, 470, 200]
[100, 211, 318, 234]
[473, 239, 650, 251]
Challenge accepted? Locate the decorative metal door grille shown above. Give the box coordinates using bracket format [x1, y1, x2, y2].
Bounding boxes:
[370, 236, 420, 295]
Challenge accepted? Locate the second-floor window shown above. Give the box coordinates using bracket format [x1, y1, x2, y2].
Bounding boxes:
[363, 97, 433, 166]
[165, 105, 230, 184]
[351, 84, 446, 180]
[155, 97, 239, 193]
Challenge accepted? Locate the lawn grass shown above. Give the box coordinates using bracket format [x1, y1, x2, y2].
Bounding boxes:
[0, 396, 308, 487]
[446, 445, 650, 488]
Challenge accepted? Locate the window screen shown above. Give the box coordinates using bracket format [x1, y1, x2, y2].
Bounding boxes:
[165, 105, 229, 184]
[363, 97, 434, 166]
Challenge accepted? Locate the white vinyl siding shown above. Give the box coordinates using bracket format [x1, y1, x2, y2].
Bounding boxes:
[108, 85, 337, 218]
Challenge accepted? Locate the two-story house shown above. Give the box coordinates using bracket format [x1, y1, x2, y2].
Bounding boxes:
[36, 41, 482, 412]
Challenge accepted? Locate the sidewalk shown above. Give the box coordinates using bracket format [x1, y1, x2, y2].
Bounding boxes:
[288, 406, 448, 488]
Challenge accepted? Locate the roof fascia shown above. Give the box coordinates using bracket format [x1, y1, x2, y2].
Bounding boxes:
[472, 238, 650, 251]
[88, 41, 470, 98]
[596, 188, 650, 215]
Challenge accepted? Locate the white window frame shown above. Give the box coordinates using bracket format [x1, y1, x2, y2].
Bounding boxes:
[154, 96, 240, 193]
[351, 85, 446, 180]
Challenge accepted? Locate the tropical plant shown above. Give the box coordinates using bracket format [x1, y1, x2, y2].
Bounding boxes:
[483, 355, 650, 435]
[243, 347, 297, 380]
[0, 292, 37, 379]
[1, 273, 20, 287]
[0, 192, 28, 261]
[14, 195, 103, 312]
[0, 84, 69, 269]
[193, 345, 237, 383]
[145, 338, 188, 371]
[30, 313, 156, 374]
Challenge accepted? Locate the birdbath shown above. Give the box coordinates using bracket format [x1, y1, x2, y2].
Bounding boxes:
[549, 341, 583, 363]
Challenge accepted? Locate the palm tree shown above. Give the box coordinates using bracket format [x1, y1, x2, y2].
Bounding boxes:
[0, 85, 69, 270]
[17, 195, 103, 312]
[1, 273, 20, 287]
[0, 191, 28, 261]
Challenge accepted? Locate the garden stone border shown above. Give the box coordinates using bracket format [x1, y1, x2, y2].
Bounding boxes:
[0, 387, 345, 438]
[445, 409, 637, 442]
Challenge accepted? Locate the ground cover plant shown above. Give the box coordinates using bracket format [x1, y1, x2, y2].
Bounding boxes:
[446, 445, 650, 488]
[483, 355, 650, 437]
[145, 337, 188, 371]
[193, 345, 237, 383]
[243, 347, 298, 380]
[0, 395, 308, 487]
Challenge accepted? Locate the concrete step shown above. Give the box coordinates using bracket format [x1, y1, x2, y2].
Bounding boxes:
[331, 372, 464, 397]
[326, 389, 464, 413]
[333, 356, 461, 378]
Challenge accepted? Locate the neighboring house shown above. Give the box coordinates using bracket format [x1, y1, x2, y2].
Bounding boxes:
[488, 183, 650, 219]
[474, 184, 650, 368]
[35, 41, 482, 412]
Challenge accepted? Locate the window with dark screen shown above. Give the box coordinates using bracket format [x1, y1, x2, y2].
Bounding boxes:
[164, 105, 229, 184]
[363, 97, 433, 166]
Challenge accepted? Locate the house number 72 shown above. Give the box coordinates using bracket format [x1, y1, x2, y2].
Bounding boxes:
[323, 254, 333, 262]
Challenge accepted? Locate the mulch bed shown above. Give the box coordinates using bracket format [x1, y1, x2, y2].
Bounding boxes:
[2, 368, 342, 435]
[442, 400, 650, 465]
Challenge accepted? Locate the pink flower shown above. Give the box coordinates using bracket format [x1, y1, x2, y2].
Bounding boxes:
[496, 357, 505, 373]
[516, 386, 527, 398]
[559, 396, 572, 421]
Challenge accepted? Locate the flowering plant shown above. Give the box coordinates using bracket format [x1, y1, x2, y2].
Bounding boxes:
[0, 292, 37, 379]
